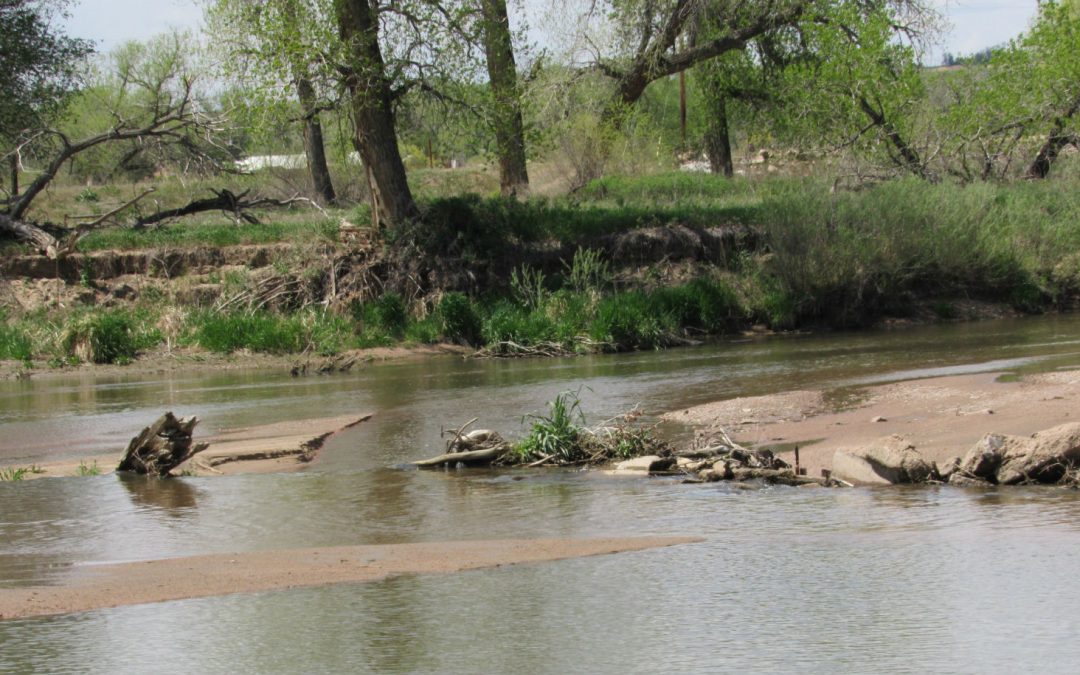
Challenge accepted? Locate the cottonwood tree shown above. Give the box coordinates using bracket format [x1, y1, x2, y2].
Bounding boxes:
[479, 0, 530, 195]
[206, 0, 340, 204]
[0, 0, 93, 196]
[772, 1, 936, 179]
[0, 33, 235, 255]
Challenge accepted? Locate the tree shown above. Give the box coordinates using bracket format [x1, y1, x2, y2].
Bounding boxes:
[206, 0, 339, 204]
[941, 1, 1080, 180]
[0, 0, 92, 195]
[590, 0, 806, 127]
[334, 0, 419, 226]
[479, 0, 529, 195]
[1, 32, 233, 254]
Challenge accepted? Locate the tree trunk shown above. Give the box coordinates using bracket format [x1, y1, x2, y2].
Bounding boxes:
[858, 96, 928, 180]
[296, 77, 337, 205]
[705, 95, 734, 177]
[1025, 104, 1080, 179]
[0, 213, 60, 257]
[480, 0, 529, 197]
[334, 0, 418, 227]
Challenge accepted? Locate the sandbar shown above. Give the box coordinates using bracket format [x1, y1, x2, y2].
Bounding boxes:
[0, 536, 700, 620]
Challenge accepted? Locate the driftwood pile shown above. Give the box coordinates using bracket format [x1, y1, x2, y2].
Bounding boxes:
[668, 428, 846, 487]
[117, 412, 208, 477]
[411, 418, 511, 468]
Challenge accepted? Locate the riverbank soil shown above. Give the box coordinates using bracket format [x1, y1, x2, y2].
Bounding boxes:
[669, 370, 1080, 476]
[0, 536, 701, 620]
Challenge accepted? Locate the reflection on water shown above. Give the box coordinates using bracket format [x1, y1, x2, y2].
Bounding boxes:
[117, 473, 199, 515]
[4, 314, 1080, 672]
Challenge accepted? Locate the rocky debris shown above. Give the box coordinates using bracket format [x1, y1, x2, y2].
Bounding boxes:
[949, 423, 1080, 486]
[831, 435, 936, 486]
[117, 412, 209, 477]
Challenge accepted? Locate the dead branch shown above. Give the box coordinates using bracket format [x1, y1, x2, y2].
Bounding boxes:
[133, 189, 315, 228]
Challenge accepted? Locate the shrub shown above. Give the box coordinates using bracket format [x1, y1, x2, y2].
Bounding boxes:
[63, 310, 162, 364]
[437, 292, 481, 344]
[0, 323, 33, 362]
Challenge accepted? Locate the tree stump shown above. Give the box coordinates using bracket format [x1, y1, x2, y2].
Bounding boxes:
[117, 412, 209, 477]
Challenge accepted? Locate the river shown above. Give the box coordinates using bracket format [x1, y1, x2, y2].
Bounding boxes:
[3, 315, 1080, 673]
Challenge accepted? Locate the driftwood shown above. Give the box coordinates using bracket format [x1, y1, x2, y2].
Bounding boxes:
[412, 422, 511, 468]
[117, 412, 209, 477]
[412, 446, 509, 468]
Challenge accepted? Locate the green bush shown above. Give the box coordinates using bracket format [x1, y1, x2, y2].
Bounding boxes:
[438, 292, 482, 344]
[0, 323, 33, 362]
[189, 311, 305, 354]
[63, 310, 162, 364]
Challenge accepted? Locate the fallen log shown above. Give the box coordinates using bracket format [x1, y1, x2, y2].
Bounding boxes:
[412, 446, 509, 468]
[117, 412, 209, 477]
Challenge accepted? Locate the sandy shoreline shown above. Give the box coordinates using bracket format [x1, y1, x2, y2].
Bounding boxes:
[0, 536, 701, 620]
[667, 369, 1080, 476]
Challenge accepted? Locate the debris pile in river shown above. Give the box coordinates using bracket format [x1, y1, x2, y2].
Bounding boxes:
[117, 412, 209, 477]
[672, 428, 848, 487]
[413, 394, 675, 469]
[412, 418, 512, 468]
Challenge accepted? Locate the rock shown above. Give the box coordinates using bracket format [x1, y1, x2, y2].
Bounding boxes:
[830, 435, 935, 485]
[871, 416, 887, 423]
[611, 455, 676, 475]
[997, 423, 1080, 485]
[958, 434, 1017, 480]
[936, 457, 961, 482]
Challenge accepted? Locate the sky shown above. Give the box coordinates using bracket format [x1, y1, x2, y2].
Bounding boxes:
[60, 0, 1042, 66]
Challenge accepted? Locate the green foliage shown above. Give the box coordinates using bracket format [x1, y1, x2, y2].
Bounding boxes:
[437, 292, 481, 344]
[0, 322, 34, 362]
[510, 265, 547, 309]
[513, 391, 586, 463]
[76, 460, 101, 477]
[189, 309, 359, 355]
[563, 247, 611, 294]
[0, 0, 93, 142]
[0, 467, 29, 481]
[63, 310, 162, 364]
[77, 218, 339, 251]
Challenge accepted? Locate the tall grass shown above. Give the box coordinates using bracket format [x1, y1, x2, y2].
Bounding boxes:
[756, 178, 1080, 325]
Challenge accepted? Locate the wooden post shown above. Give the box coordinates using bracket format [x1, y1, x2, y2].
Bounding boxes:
[794, 445, 800, 475]
[822, 469, 832, 479]
[678, 70, 687, 149]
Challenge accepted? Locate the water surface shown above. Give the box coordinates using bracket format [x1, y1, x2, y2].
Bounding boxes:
[3, 315, 1080, 673]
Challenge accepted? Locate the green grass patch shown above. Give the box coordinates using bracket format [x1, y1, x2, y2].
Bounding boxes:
[77, 219, 340, 252]
[0, 321, 33, 362]
[187, 309, 355, 355]
[63, 309, 163, 364]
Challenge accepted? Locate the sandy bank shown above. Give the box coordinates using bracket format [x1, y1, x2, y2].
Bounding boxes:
[667, 370, 1080, 476]
[4, 413, 372, 479]
[0, 536, 700, 620]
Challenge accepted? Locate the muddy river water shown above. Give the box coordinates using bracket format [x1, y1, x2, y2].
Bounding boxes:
[3, 315, 1080, 673]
